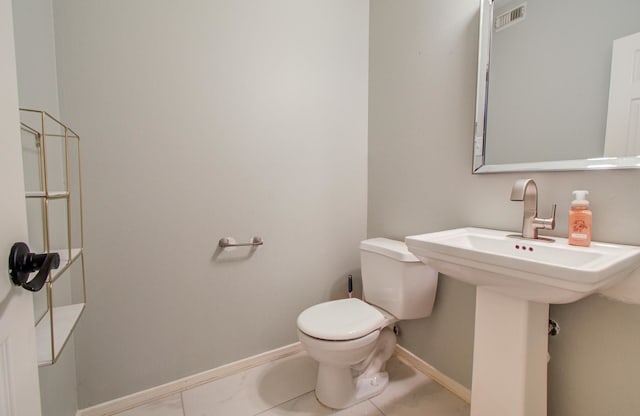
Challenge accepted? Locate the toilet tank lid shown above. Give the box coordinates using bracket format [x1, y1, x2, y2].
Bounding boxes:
[360, 238, 420, 262]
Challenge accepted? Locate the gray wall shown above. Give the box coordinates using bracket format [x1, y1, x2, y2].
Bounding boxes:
[369, 1, 640, 415]
[52, 0, 369, 407]
[11, 1, 80, 415]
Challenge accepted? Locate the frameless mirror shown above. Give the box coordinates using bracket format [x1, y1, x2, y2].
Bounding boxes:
[473, 0, 640, 173]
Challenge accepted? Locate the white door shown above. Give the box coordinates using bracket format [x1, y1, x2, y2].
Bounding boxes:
[0, 0, 43, 414]
[604, 31, 640, 157]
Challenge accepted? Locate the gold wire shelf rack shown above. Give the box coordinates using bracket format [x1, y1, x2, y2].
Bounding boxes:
[19, 108, 87, 367]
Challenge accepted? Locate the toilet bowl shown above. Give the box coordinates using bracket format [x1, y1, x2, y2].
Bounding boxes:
[297, 238, 438, 409]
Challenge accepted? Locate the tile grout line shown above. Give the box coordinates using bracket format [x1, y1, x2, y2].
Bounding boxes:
[369, 398, 387, 416]
[180, 391, 186, 416]
[250, 389, 316, 416]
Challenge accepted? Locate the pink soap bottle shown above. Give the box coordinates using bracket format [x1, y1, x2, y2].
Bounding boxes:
[568, 190, 592, 247]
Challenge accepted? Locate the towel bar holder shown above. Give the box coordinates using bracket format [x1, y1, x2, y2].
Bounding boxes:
[219, 236, 264, 248]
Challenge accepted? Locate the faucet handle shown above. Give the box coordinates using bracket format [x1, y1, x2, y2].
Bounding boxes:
[548, 204, 557, 229]
[535, 204, 556, 231]
[533, 204, 556, 232]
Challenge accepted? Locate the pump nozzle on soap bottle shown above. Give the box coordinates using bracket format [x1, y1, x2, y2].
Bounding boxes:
[568, 190, 592, 247]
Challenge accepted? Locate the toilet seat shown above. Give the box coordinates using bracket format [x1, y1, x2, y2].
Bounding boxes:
[297, 298, 387, 341]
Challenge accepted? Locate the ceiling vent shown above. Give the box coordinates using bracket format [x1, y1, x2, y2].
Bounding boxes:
[495, 3, 527, 32]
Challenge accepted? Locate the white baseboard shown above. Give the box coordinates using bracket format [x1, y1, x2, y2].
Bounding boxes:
[76, 342, 303, 416]
[77, 342, 470, 416]
[394, 345, 471, 404]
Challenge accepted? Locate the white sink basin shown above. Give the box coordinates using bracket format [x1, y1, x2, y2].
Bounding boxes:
[406, 227, 640, 415]
[405, 227, 640, 303]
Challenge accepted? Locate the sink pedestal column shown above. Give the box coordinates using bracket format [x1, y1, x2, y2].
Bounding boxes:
[471, 288, 549, 416]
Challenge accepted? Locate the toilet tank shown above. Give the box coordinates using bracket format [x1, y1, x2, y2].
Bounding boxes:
[360, 238, 438, 320]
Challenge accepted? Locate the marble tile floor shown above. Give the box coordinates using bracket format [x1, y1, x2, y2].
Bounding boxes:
[115, 352, 470, 416]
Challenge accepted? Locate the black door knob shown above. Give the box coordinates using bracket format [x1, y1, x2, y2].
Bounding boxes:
[8, 242, 60, 292]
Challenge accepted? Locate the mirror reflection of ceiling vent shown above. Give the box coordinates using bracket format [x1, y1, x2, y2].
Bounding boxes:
[495, 3, 527, 32]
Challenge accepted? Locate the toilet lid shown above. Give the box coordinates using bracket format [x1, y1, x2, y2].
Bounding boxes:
[297, 298, 386, 341]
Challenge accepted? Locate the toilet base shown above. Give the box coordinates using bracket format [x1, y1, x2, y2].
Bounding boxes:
[316, 365, 389, 409]
[314, 328, 396, 409]
[316, 366, 389, 409]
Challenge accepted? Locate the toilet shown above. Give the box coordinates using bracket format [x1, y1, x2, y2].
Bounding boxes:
[297, 238, 438, 409]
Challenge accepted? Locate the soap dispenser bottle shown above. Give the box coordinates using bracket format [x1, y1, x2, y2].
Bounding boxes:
[568, 190, 592, 247]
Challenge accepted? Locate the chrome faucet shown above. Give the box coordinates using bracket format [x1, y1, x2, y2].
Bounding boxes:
[510, 179, 556, 239]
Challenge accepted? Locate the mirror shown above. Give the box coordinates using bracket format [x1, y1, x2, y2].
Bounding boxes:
[473, 0, 640, 173]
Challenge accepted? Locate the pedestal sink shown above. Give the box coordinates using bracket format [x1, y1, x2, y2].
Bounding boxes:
[405, 228, 640, 416]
